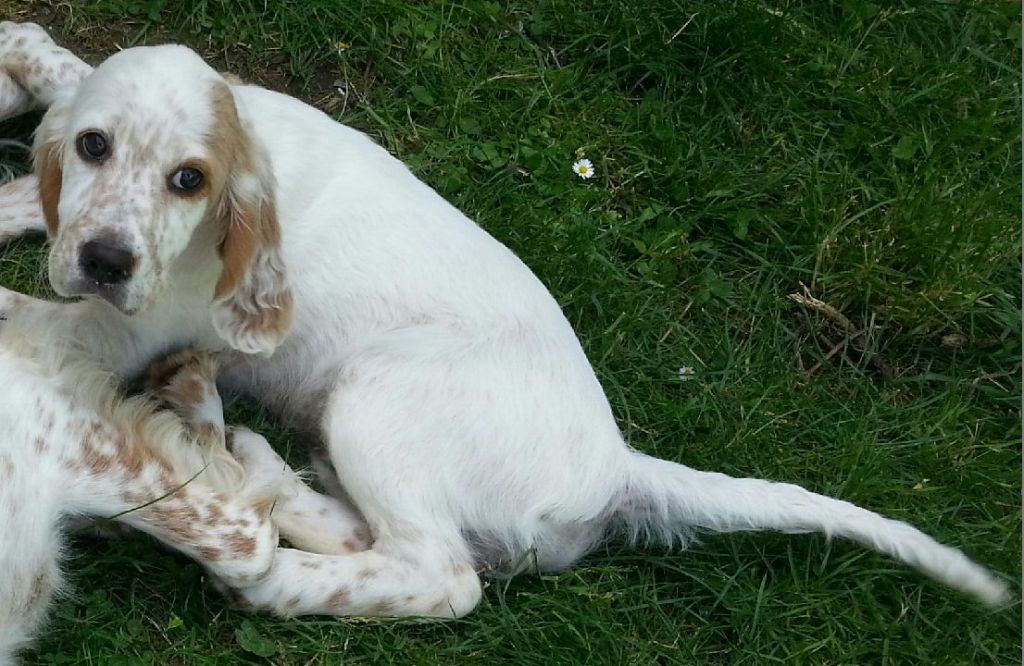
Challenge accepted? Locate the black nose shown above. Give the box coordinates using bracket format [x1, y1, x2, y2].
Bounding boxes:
[79, 239, 135, 285]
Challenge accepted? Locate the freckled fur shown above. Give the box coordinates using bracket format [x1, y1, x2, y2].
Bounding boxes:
[0, 296, 280, 665]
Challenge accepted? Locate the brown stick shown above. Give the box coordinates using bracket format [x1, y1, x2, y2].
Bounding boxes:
[789, 283, 894, 379]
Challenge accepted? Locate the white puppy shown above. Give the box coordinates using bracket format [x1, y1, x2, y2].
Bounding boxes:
[0, 22, 1009, 618]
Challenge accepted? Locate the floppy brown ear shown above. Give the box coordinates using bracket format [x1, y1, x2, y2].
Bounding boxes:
[208, 85, 293, 356]
[32, 101, 70, 237]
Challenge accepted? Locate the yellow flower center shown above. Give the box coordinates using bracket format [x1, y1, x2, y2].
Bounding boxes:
[579, 165, 589, 173]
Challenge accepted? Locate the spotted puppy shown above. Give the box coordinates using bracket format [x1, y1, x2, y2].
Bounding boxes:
[0, 338, 279, 665]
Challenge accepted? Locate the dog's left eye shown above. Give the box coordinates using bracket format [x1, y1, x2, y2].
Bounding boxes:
[77, 131, 110, 161]
[169, 167, 204, 192]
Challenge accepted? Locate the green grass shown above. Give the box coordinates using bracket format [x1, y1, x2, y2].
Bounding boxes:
[0, 0, 1019, 663]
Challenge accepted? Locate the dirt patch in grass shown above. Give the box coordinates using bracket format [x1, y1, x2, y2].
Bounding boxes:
[0, 0, 342, 106]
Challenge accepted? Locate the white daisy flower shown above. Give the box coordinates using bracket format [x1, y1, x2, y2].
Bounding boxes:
[678, 366, 696, 381]
[572, 158, 595, 179]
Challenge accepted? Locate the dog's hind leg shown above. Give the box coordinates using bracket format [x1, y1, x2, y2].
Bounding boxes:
[219, 540, 482, 619]
[228, 428, 371, 555]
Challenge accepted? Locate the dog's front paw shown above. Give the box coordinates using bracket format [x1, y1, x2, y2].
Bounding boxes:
[146, 350, 225, 435]
[200, 504, 279, 589]
[227, 427, 293, 491]
[146, 349, 218, 393]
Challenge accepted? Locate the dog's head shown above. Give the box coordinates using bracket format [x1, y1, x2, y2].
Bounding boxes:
[34, 45, 291, 355]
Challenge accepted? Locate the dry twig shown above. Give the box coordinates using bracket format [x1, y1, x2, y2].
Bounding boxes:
[788, 283, 894, 378]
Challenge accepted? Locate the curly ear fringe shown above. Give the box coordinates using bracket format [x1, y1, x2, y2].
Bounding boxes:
[207, 82, 293, 356]
[211, 238, 293, 357]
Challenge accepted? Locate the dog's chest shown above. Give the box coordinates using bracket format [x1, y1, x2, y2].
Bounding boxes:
[217, 349, 332, 435]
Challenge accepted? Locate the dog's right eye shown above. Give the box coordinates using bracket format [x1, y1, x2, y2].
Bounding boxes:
[77, 131, 110, 161]
[168, 167, 205, 193]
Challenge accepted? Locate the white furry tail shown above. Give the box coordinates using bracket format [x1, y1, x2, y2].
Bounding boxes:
[621, 453, 1010, 606]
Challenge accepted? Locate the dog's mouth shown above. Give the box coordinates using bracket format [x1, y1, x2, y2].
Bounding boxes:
[53, 269, 139, 314]
[86, 282, 136, 314]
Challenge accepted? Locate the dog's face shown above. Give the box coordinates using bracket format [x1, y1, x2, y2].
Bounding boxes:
[37, 46, 227, 313]
[34, 45, 292, 355]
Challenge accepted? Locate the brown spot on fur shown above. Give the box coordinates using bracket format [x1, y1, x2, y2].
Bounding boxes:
[298, 559, 322, 570]
[170, 378, 205, 407]
[121, 491, 147, 505]
[82, 440, 115, 474]
[148, 504, 203, 541]
[226, 530, 257, 557]
[146, 352, 220, 422]
[356, 568, 378, 581]
[327, 588, 349, 606]
[146, 350, 205, 390]
[198, 546, 223, 562]
[68, 418, 164, 479]
[284, 595, 301, 610]
[205, 502, 225, 523]
[115, 434, 146, 475]
[342, 539, 361, 552]
[81, 417, 171, 479]
[33, 437, 48, 453]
